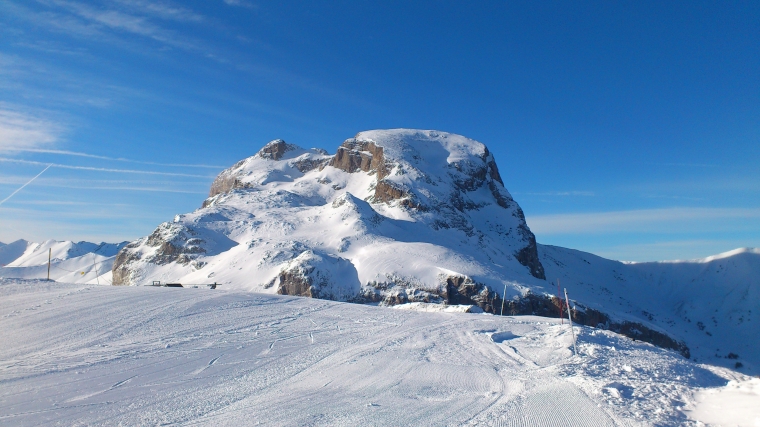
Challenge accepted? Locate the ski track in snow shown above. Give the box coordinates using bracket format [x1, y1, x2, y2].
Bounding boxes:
[0, 279, 755, 426]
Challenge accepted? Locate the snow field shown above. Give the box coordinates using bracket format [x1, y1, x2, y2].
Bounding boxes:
[0, 239, 123, 284]
[2, 280, 756, 426]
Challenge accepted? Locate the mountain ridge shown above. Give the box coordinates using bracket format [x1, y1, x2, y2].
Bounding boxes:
[108, 129, 757, 373]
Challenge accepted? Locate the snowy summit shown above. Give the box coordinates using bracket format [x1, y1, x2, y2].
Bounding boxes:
[113, 129, 546, 304]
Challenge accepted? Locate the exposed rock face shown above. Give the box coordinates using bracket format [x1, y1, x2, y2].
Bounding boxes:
[355, 272, 689, 358]
[205, 139, 330, 206]
[322, 131, 545, 279]
[361, 272, 689, 358]
[501, 293, 691, 359]
[112, 223, 206, 285]
[115, 129, 545, 296]
[329, 139, 388, 178]
[515, 231, 545, 280]
[271, 251, 361, 301]
[257, 139, 296, 161]
[112, 243, 142, 285]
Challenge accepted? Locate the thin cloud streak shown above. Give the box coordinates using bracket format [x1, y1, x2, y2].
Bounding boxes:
[528, 207, 760, 235]
[59, 185, 207, 194]
[113, 0, 205, 23]
[649, 162, 720, 168]
[14, 148, 226, 169]
[0, 158, 214, 178]
[516, 191, 595, 197]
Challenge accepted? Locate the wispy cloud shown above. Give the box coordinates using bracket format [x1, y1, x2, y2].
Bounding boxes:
[0, 157, 215, 178]
[222, 0, 257, 9]
[11, 148, 225, 169]
[516, 191, 595, 197]
[527, 207, 760, 234]
[5, 0, 205, 54]
[0, 175, 209, 194]
[42, 185, 208, 195]
[628, 177, 760, 194]
[42, 0, 198, 50]
[0, 108, 64, 152]
[113, 0, 204, 23]
[648, 162, 720, 168]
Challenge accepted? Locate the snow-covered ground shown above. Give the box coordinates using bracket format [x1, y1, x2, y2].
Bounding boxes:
[0, 239, 125, 284]
[541, 245, 760, 374]
[1, 279, 757, 426]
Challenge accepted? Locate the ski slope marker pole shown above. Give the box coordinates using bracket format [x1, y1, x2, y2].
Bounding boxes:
[564, 288, 577, 356]
[500, 283, 507, 316]
[558, 279, 563, 324]
[93, 255, 100, 286]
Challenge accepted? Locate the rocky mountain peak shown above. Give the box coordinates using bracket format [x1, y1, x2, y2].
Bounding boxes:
[256, 139, 299, 161]
[114, 129, 546, 304]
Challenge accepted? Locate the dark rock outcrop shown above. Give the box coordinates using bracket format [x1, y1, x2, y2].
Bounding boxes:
[204, 139, 330, 208]
[328, 139, 388, 178]
[360, 274, 689, 358]
[112, 244, 140, 285]
[515, 231, 546, 280]
[112, 223, 207, 285]
[257, 139, 296, 161]
[272, 251, 361, 301]
[502, 292, 690, 358]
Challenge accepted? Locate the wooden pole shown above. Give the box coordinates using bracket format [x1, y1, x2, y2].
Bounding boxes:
[47, 248, 51, 281]
[564, 288, 577, 355]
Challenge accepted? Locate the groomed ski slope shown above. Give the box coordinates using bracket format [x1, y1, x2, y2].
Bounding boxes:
[0, 280, 757, 426]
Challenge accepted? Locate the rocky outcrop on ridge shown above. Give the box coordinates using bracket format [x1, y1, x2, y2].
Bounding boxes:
[113, 129, 546, 296]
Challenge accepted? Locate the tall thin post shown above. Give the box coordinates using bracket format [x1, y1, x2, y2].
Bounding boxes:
[93, 256, 100, 286]
[500, 283, 507, 316]
[564, 288, 577, 355]
[557, 279, 563, 324]
[47, 248, 51, 280]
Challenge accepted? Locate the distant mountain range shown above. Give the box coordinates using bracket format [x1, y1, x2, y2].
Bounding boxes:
[0, 239, 126, 284]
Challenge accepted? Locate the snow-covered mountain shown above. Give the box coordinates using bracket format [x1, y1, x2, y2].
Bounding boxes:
[540, 245, 759, 373]
[113, 129, 545, 302]
[111, 129, 758, 373]
[0, 239, 127, 284]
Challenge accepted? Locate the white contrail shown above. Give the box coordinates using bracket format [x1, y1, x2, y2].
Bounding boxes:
[10, 148, 226, 169]
[0, 158, 213, 178]
[0, 164, 52, 207]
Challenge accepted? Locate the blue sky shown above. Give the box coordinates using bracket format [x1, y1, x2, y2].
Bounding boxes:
[0, 0, 758, 261]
